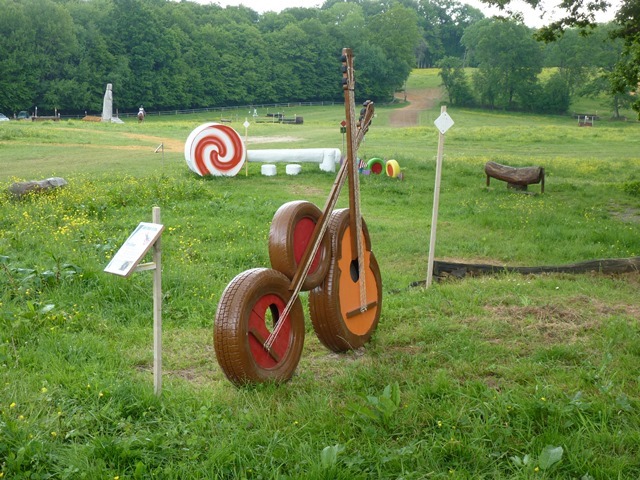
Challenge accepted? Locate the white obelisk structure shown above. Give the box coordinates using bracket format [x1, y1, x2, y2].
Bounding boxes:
[102, 83, 113, 122]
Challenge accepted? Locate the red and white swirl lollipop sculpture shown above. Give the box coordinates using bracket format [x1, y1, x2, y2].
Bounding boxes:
[184, 123, 247, 176]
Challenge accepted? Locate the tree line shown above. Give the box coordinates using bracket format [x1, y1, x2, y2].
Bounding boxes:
[439, 20, 630, 116]
[0, 0, 632, 117]
[0, 0, 424, 115]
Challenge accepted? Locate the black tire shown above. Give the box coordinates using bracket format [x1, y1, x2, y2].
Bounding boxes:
[214, 268, 305, 386]
[309, 209, 382, 352]
[268, 200, 331, 291]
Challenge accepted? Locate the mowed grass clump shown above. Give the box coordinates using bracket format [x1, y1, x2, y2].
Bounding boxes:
[0, 95, 639, 478]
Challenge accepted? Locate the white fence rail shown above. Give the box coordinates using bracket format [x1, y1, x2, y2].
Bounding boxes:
[59, 101, 339, 120]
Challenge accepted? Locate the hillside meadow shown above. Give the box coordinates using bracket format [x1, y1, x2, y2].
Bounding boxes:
[0, 75, 639, 478]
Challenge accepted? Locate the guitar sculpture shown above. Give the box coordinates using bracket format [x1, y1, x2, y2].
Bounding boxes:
[214, 48, 382, 385]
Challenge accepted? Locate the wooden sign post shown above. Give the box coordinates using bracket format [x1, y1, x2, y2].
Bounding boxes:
[426, 106, 454, 288]
[104, 206, 164, 396]
[154, 143, 165, 171]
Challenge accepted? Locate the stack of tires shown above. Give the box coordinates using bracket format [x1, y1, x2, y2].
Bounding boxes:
[214, 201, 382, 386]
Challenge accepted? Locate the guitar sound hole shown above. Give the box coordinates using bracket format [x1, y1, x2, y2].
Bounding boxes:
[350, 259, 360, 282]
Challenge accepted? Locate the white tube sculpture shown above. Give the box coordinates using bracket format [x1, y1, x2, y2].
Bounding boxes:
[247, 148, 340, 173]
[184, 123, 340, 176]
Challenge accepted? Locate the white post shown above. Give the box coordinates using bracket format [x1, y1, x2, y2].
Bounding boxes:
[152, 206, 162, 396]
[243, 118, 250, 177]
[426, 105, 448, 288]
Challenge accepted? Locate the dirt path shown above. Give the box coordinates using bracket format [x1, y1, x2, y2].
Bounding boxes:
[123, 134, 301, 153]
[121, 133, 184, 152]
[47, 129, 303, 153]
[389, 87, 443, 127]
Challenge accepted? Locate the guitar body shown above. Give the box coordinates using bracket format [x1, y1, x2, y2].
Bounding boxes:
[309, 209, 382, 352]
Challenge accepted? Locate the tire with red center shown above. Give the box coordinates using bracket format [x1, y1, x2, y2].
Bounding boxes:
[268, 201, 331, 291]
[386, 159, 400, 178]
[366, 157, 385, 175]
[214, 268, 305, 386]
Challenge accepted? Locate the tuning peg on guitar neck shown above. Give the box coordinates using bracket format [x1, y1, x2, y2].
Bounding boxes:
[341, 62, 348, 89]
[360, 100, 373, 114]
[341, 50, 354, 90]
[358, 100, 374, 128]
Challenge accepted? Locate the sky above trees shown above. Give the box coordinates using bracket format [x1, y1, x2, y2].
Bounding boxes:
[201, 0, 322, 12]
[204, 0, 619, 27]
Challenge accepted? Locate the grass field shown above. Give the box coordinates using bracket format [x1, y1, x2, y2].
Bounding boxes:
[1, 72, 639, 478]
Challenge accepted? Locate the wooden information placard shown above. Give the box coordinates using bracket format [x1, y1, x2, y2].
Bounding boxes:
[104, 222, 164, 277]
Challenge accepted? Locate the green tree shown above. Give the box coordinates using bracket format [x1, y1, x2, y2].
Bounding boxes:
[578, 24, 632, 119]
[65, 0, 118, 112]
[462, 18, 543, 109]
[355, 42, 396, 100]
[608, 61, 636, 119]
[0, 0, 37, 113]
[265, 22, 322, 102]
[437, 56, 474, 106]
[366, 3, 421, 95]
[416, 0, 484, 66]
[543, 28, 595, 95]
[481, 0, 640, 118]
[537, 72, 571, 113]
[0, 0, 431, 112]
[323, 1, 366, 52]
[0, 0, 78, 114]
[296, 18, 341, 101]
[201, 21, 273, 106]
[611, 0, 640, 115]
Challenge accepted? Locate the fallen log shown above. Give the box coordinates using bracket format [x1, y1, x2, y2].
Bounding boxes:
[409, 257, 640, 285]
[485, 161, 544, 193]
